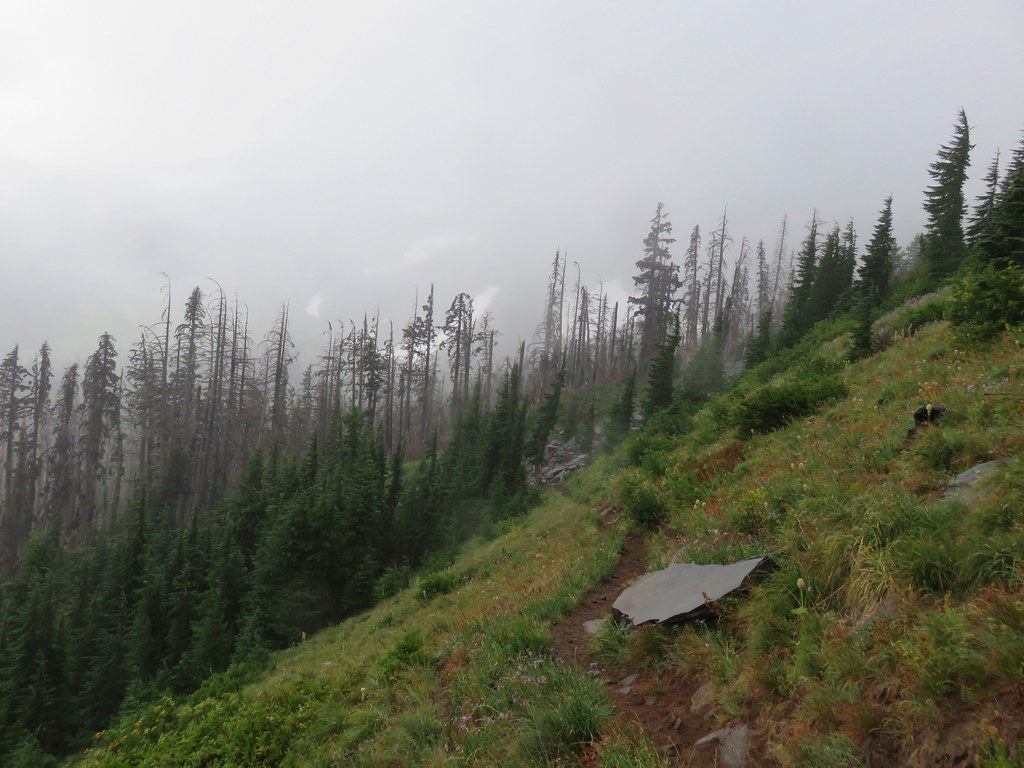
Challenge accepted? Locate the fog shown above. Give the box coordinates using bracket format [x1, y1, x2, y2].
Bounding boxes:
[2, 1, 1022, 366]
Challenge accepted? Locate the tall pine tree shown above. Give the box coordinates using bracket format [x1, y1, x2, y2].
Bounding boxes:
[923, 109, 972, 281]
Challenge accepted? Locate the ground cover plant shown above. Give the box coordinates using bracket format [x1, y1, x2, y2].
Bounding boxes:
[55, 313, 1024, 767]
[64, 490, 639, 767]
[606, 318, 1024, 764]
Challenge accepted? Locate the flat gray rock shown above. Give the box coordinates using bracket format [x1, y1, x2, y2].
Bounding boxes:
[942, 459, 1007, 500]
[612, 557, 768, 626]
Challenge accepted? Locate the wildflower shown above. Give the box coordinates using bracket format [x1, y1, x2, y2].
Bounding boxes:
[797, 578, 806, 591]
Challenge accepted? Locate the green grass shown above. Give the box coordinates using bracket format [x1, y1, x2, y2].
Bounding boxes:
[68, 319, 1024, 766]
[69, 491, 635, 767]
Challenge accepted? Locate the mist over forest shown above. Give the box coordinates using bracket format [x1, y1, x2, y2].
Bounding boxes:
[2, 2, 1024, 765]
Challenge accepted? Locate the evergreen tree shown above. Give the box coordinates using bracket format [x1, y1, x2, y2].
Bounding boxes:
[0, 346, 31, 572]
[392, 432, 444, 566]
[858, 196, 896, 306]
[629, 204, 680, 375]
[479, 361, 528, 511]
[79, 333, 121, 533]
[681, 324, 725, 402]
[804, 224, 852, 322]
[0, 532, 64, 755]
[951, 134, 1024, 339]
[578, 396, 596, 454]
[744, 309, 772, 369]
[976, 134, 1024, 269]
[778, 214, 821, 347]
[848, 295, 875, 360]
[605, 369, 636, 447]
[966, 150, 1001, 247]
[527, 357, 566, 467]
[922, 109, 973, 280]
[642, 312, 680, 416]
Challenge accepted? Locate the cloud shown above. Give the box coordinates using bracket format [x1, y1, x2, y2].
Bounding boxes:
[305, 294, 322, 318]
[474, 286, 499, 315]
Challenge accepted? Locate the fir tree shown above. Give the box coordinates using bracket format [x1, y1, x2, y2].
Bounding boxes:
[629, 204, 680, 375]
[744, 309, 772, 368]
[681, 324, 725, 402]
[528, 357, 566, 467]
[858, 196, 897, 305]
[923, 109, 973, 280]
[605, 369, 636, 447]
[805, 224, 852, 322]
[642, 312, 680, 416]
[778, 214, 821, 347]
[976, 134, 1024, 269]
[966, 150, 1000, 247]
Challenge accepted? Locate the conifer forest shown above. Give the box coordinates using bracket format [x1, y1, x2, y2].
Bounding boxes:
[1, 107, 1023, 766]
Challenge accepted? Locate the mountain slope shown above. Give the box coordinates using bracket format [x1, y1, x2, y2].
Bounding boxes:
[66, 312, 1024, 767]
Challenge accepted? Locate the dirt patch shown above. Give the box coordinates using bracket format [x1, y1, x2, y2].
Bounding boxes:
[550, 529, 763, 766]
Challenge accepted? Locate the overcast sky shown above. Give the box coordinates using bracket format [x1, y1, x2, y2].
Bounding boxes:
[2, 1, 1022, 368]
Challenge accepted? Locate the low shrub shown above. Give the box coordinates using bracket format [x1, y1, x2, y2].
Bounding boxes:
[625, 432, 676, 475]
[375, 564, 412, 601]
[378, 630, 430, 682]
[615, 469, 667, 528]
[949, 262, 1024, 341]
[735, 376, 849, 437]
[417, 569, 461, 602]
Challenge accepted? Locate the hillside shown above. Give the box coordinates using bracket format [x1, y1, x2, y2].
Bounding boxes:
[47, 304, 1023, 768]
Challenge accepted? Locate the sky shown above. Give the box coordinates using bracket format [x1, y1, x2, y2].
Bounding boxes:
[2, 0, 1022, 369]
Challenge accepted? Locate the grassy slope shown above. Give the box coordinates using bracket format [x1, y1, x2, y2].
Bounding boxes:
[628, 316, 1024, 765]
[69, 313, 1024, 767]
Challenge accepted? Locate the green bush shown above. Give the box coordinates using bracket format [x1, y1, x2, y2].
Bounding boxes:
[375, 563, 412, 601]
[735, 376, 849, 437]
[625, 432, 676, 476]
[615, 469, 667, 528]
[417, 569, 461, 602]
[949, 262, 1024, 341]
[378, 629, 430, 682]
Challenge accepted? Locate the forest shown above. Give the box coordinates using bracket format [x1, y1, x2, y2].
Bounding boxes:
[1, 108, 1022, 765]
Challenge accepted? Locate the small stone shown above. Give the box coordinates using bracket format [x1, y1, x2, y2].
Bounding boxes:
[619, 673, 639, 687]
[617, 685, 635, 695]
[672, 717, 683, 731]
[583, 619, 606, 635]
[645, 695, 657, 706]
[691, 681, 716, 713]
[693, 724, 750, 768]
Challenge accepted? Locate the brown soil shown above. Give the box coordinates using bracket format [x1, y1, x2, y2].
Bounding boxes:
[550, 523, 756, 766]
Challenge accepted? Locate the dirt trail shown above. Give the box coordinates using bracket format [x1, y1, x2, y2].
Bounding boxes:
[549, 525, 747, 767]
